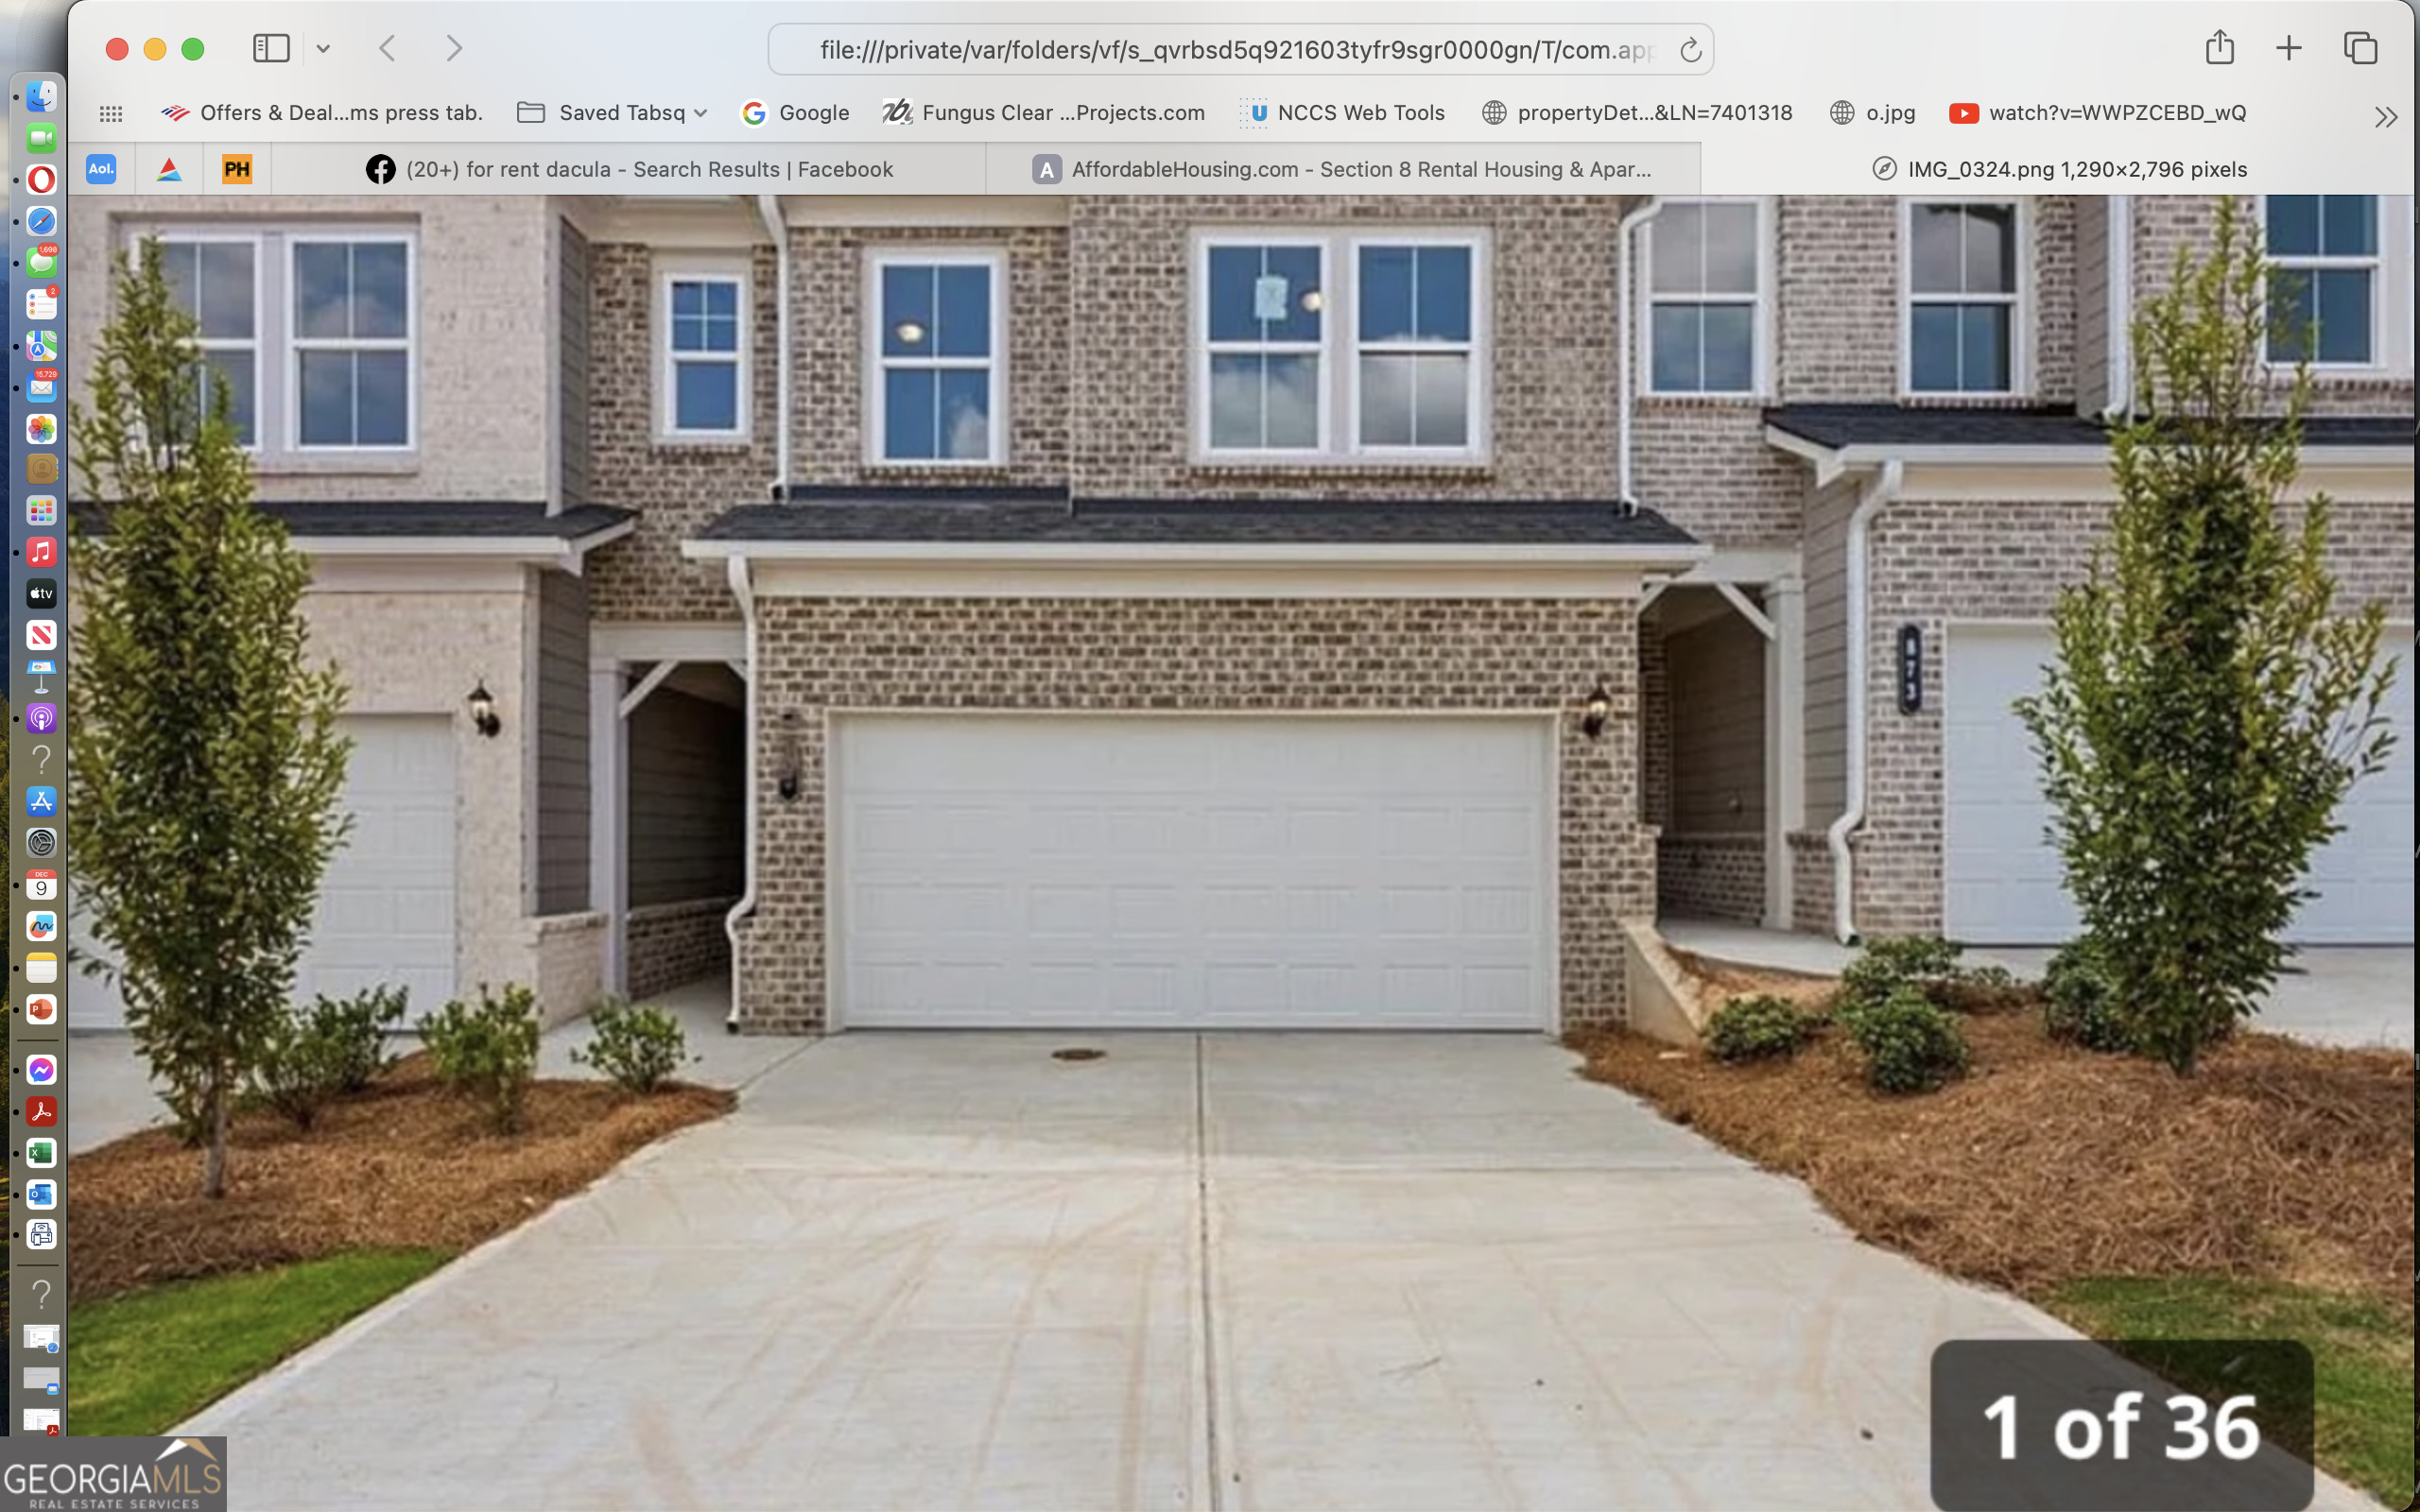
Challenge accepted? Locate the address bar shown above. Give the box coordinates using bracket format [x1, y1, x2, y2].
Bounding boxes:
[768, 23, 1715, 76]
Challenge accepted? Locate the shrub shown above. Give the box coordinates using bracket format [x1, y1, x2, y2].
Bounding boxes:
[422, 983, 541, 1134]
[1845, 987, 1972, 1095]
[1703, 994, 1815, 1064]
[2042, 938, 2134, 1054]
[250, 1014, 350, 1130]
[1933, 963, 2043, 1015]
[2014, 199, 2394, 1076]
[571, 1000, 698, 1095]
[304, 985, 409, 1092]
[1838, 935, 1968, 1010]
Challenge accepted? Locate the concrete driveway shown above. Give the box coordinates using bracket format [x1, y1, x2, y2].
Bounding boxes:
[182, 1033, 2376, 1511]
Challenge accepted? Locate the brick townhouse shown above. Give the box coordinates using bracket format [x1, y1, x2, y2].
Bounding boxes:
[66, 192, 2415, 1035]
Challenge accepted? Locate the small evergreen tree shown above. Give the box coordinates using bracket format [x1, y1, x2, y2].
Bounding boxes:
[2016, 198, 2394, 1076]
[68, 242, 353, 1195]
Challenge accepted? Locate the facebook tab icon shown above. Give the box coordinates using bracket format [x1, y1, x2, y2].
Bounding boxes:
[85, 152, 117, 185]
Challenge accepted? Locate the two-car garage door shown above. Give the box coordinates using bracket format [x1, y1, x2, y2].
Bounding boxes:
[72, 715, 458, 1030]
[832, 715, 1554, 1030]
[1945, 626, 2415, 946]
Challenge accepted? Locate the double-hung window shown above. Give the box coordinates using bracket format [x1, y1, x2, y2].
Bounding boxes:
[1647, 200, 1766, 395]
[155, 237, 260, 446]
[1905, 200, 2023, 395]
[145, 227, 414, 456]
[661, 270, 746, 439]
[2263, 196, 2381, 367]
[1199, 232, 1487, 461]
[870, 252, 1004, 464]
[1355, 242, 1477, 449]
[1203, 240, 1327, 453]
[293, 240, 412, 448]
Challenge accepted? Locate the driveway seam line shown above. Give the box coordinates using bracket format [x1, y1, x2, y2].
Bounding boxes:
[1195, 1033, 1223, 1512]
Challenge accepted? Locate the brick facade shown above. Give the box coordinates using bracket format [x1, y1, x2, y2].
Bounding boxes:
[735, 597, 1651, 1033]
[625, 897, 738, 999]
[1658, 834, 1766, 923]
[792, 225, 1073, 487]
[582, 243, 783, 622]
[1064, 195, 1631, 500]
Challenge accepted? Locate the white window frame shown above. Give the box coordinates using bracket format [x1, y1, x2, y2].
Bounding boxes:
[1343, 232, 1491, 460]
[1898, 198, 2031, 399]
[655, 261, 751, 444]
[137, 232, 265, 453]
[1193, 230, 1492, 465]
[863, 248, 1008, 468]
[121, 222, 417, 463]
[1641, 196, 1776, 399]
[286, 234, 419, 454]
[2256, 194, 2415, 376]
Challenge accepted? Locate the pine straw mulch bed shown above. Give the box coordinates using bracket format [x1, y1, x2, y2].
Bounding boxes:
[70, 1054, 735, 1301]
[1567, 1005, 2416, 1314]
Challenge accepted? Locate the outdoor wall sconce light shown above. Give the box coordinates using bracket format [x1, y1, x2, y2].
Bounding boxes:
[1581, 683, 1612, 741]
[467, 680, 501, 738]
[776, 710, 804, 802]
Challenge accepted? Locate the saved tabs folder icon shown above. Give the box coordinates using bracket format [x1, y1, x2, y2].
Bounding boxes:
[517, 101, 546, 124]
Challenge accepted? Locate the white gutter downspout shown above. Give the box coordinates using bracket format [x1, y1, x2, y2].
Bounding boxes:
[1616, 198, 1662, 509]
[2105, 194, 2134, 420]
[719, 195, 785, 1033]
[722, 554, 759, 1031]
[755, 194, 793, 490]
[1826, 458, 1903, 944]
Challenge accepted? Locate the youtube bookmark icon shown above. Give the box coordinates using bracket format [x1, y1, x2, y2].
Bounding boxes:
[1949, 102, 1981, 124]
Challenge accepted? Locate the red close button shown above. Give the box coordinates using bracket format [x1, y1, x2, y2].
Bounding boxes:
[1949, 102, 1981, 124]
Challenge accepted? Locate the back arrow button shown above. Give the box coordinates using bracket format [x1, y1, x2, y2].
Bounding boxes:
[378, 34, 394, 60]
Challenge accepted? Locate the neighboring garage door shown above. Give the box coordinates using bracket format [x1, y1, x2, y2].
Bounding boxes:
[832, 714, 1554, 1030]
[1945, 625, 2415, 946]
[70, 715, 458, 1029]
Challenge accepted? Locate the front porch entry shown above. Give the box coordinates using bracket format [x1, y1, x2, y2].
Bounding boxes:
[1638, 554, 1804, 932]
[590, 625, 751, 1001]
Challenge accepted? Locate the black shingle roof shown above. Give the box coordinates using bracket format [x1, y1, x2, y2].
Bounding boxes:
[72, 499, 635, 541]
[1765, 404, 2414, 451]
[698, 495, 1701, 548]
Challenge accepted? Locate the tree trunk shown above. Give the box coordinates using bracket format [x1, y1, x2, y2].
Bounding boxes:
[201, 1068, 230, 1198]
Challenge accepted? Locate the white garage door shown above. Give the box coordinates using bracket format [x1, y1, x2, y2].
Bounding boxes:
[1945, 625, 2414, 946]
[70, 715, 458, 1029]
[833, 715, 1554, 1030]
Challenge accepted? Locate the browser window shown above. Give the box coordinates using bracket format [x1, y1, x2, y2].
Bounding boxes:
[8, 3, 2414, 1507]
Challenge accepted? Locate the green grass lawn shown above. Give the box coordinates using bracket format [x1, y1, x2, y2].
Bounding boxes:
[2048, 1276, 2415, 1506]
[68, 1249, 452, 1436]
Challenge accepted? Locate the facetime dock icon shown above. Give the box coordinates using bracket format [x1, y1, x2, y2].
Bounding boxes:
[221, 152, 255, 185]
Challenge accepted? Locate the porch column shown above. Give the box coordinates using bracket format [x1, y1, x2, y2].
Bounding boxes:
[588, 663, 627, 996]
[1764, 574, 1806, 931]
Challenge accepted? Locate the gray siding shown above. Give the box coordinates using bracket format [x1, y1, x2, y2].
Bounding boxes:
[1802, 477, 1857, 826]
[1667, 611, 1766, 833]
[627, 689, 746, 907]
[2073, 196, 2109, 417]
[558, 218, 593, 505]
[534, 571, 591, 914]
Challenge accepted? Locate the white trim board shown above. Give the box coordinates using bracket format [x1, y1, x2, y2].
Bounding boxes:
[729, 560, 1667, 601]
